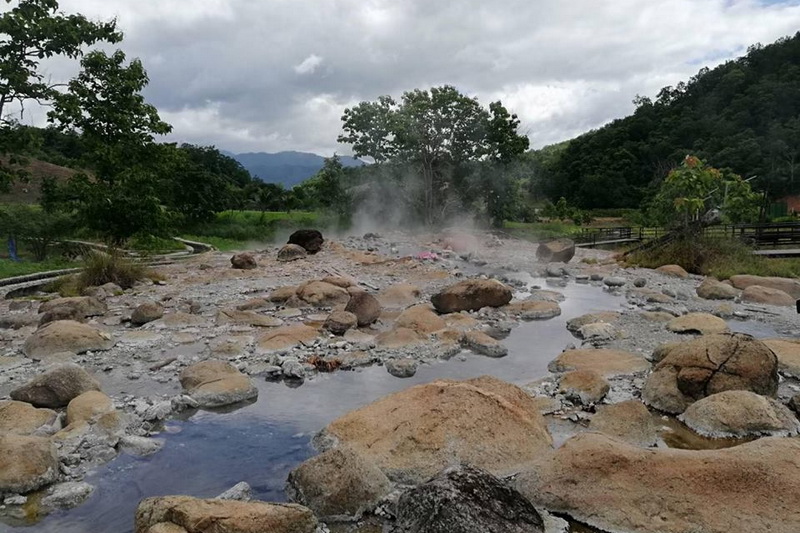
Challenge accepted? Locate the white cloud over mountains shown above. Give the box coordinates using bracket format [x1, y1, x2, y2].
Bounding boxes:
[16, 0, 800, 155]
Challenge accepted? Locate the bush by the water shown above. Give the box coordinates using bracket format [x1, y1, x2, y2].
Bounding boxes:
[625, 236, 800, 279]
[78, 250, 147, 290]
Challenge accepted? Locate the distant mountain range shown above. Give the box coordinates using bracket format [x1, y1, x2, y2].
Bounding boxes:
[226, 150, 364, 187]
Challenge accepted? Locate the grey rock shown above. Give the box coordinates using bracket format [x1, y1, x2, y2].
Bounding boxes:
[545, 264, 567, 277]
[282, 358, 306, 380]
[131, 301, 164, 326]
[461, 330, 508, 357]
[230, 252, 257, 269]
[344, 291, 381, 327]
[394, 464, 544, 533]
[119, 436, 164, 456]
[41, 481, 94, 510]
[215, 481, 253, 501]
[577, 322, 616, 342]
[633, 278, 647, 288]
[278, 244, 308, 262]
[385, 358, 418, 378]
[536, 238, 576, 264]
[678, 390, 800, 438]
[603, 276, 627, 287]
[10, 363, 101, 408]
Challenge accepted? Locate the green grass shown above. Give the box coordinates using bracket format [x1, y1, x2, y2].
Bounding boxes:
[179, 235, 251, 252]
[0, 257, 76, 279]
[625, 235, 800, 279]
[127, 234, 186, 254]
[504, 220, 584, 240]
[183, 210, 321, 246]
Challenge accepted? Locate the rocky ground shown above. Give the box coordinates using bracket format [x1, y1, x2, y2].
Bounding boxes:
[1, 229, 800, 533]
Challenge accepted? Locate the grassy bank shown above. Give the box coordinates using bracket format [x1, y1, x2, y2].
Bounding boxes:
[0, 257, 76, 279]
[625, 236, 800, 279]
[183, 210, 321, 247]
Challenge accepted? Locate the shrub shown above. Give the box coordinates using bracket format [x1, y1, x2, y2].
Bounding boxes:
[78, 250, 146, 289]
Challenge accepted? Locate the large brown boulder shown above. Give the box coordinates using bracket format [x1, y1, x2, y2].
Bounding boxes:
[394, 464, 544, 533]
[11, 363, 101, 408]
[131, 301, 165, 326]
[135, 496, 317, 533]
[536, 238, 575, 263]
[66, 390, 116, 426]
[38, 305, 84, 326]
[0, 400, 58, 436]
[317, 376, 552, 484]
[656, 264, 689, 278]
[741, 285, 795, 306]
[268, 286, 297, 303]
[288, 229, 324, 254]
[696, 277, 738, 300]
[642, 333, 779, 414]
[179, 360, 258, 408]
[763, 338, 800, 377]
[344, 291, 381, 326]
[588, 400, 657, 447]
[39, 296, 107, 318]
[516, 432, 800, 533]
[0, 434, 60, 493]
[730, 274, 800, 299]
[286, 446, 390, 521]
[558, 370, 609, 405]
[24, 320, 114, 359]
[667, 312, 729, 335]
[548, 348, 649, 378]
[431, 279, 512, 313]
[230, 252, 257, 270]
[323, 311, 358, 335]
[296, 281, 349, 307]
[678, 390, 800, 438]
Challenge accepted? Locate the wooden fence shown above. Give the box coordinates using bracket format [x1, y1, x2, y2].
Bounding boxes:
[577, 222, 800, 249]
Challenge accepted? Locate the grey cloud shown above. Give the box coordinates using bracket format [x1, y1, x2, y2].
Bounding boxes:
[22, 0, 800, 153]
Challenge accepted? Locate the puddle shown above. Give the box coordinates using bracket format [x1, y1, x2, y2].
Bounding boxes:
[655, 414, 754, 450]
[726, 319, 779, 338]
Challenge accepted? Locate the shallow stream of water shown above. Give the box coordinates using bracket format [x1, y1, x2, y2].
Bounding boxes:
[6, 277, 780, 533]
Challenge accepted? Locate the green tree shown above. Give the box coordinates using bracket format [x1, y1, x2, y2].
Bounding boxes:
[0, 203, 74, 260]
[339, 85, 528, 225]
[44, 49, 172, 243]
[0, 0, 120, 190]
[313, 155, 351, 221]
[651, 155, 759, 227]
[159, 144, 254, 225]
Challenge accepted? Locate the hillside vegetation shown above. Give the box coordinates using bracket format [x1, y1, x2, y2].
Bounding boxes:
[537, 32, 800, 209]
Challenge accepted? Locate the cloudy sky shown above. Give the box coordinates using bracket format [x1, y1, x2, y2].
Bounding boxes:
[18, 0, 800, 155]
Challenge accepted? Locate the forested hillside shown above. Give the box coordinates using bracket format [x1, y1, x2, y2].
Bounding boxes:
[230, 151, 363, 187]
[539, 32, 800, 208]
